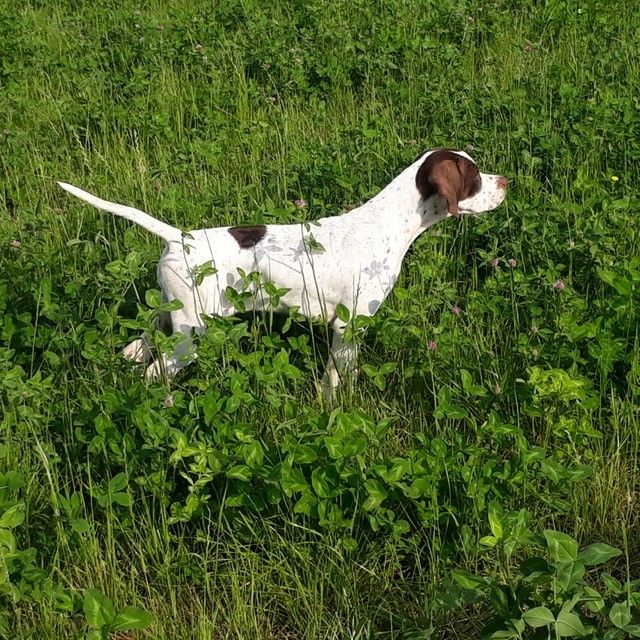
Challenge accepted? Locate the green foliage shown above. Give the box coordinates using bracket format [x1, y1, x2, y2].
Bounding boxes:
[0, 466, 152, 637]
[84, 588, 154, 639]
[443, 512, 637, 639]
[1, 0, 640, 637]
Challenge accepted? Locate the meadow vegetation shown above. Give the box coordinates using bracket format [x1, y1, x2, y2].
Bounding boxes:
[1, 0, 640, 637]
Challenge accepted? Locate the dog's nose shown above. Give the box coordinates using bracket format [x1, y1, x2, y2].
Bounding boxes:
[497, 176, 508, 190]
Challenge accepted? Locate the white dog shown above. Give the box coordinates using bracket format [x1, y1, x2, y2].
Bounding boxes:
[59, 149, 507, 396]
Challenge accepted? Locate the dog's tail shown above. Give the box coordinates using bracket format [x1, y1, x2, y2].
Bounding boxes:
[57, 182, 183, 244]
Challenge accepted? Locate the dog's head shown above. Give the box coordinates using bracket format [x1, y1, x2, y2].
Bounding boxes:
[415, 149, 507, 217]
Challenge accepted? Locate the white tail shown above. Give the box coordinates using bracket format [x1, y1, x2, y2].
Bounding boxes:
[57, 182, 183, 244]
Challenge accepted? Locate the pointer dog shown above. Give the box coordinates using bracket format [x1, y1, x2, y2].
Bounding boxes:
[59, 149, 507, 396]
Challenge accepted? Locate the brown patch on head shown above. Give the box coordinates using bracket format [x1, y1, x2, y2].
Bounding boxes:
[412, 146, 460, 163]
[228, 225, 267, 249]
[415, 150, 482, 216]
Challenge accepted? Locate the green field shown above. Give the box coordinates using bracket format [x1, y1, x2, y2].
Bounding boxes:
[2, 0, 640, 638]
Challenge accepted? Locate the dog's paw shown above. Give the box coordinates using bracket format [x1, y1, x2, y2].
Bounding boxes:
[122, 338, 152, 363]
[144, 360, 165, 381]
[144, 355, 192, 381]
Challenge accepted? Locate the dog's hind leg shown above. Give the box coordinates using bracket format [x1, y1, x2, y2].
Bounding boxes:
[144, 331, 195, 381]
[122, 337, 153, 363]
[143, 305, 209, 381]
[121, 311, 171, 364]
[143, 288, 232, 382]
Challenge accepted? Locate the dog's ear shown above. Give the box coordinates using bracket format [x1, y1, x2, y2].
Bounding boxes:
[416, 150, 480, 217]
[428, 159, 461, 216]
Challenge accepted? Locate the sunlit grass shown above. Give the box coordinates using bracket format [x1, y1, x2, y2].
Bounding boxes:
[2, 0, 640, 637]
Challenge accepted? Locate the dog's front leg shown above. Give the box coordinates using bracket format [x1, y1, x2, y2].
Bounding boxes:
[321, 325, 358, 400]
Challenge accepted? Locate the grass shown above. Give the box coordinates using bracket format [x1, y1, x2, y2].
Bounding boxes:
[2, 0, 640, 638]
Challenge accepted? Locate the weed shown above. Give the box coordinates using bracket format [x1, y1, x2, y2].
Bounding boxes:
[1, 0, 640, 637]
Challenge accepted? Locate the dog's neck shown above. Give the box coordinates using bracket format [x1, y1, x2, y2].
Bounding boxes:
[337, 156, 448, 252]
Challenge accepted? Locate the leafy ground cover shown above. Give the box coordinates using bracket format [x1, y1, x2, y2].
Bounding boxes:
[1, 0, 640, 637]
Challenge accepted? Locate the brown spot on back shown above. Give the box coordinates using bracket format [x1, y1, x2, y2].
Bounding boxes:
[228, 225, 267, 249]
[415, 150, 481, 216]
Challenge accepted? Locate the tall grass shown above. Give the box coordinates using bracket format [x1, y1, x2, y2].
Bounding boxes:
[2, 0, 640, 637]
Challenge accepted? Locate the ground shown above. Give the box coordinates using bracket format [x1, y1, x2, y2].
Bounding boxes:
[1, 0, 640, 637]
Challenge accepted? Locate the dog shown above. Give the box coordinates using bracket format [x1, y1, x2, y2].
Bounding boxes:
[58, 149, 507, 396]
